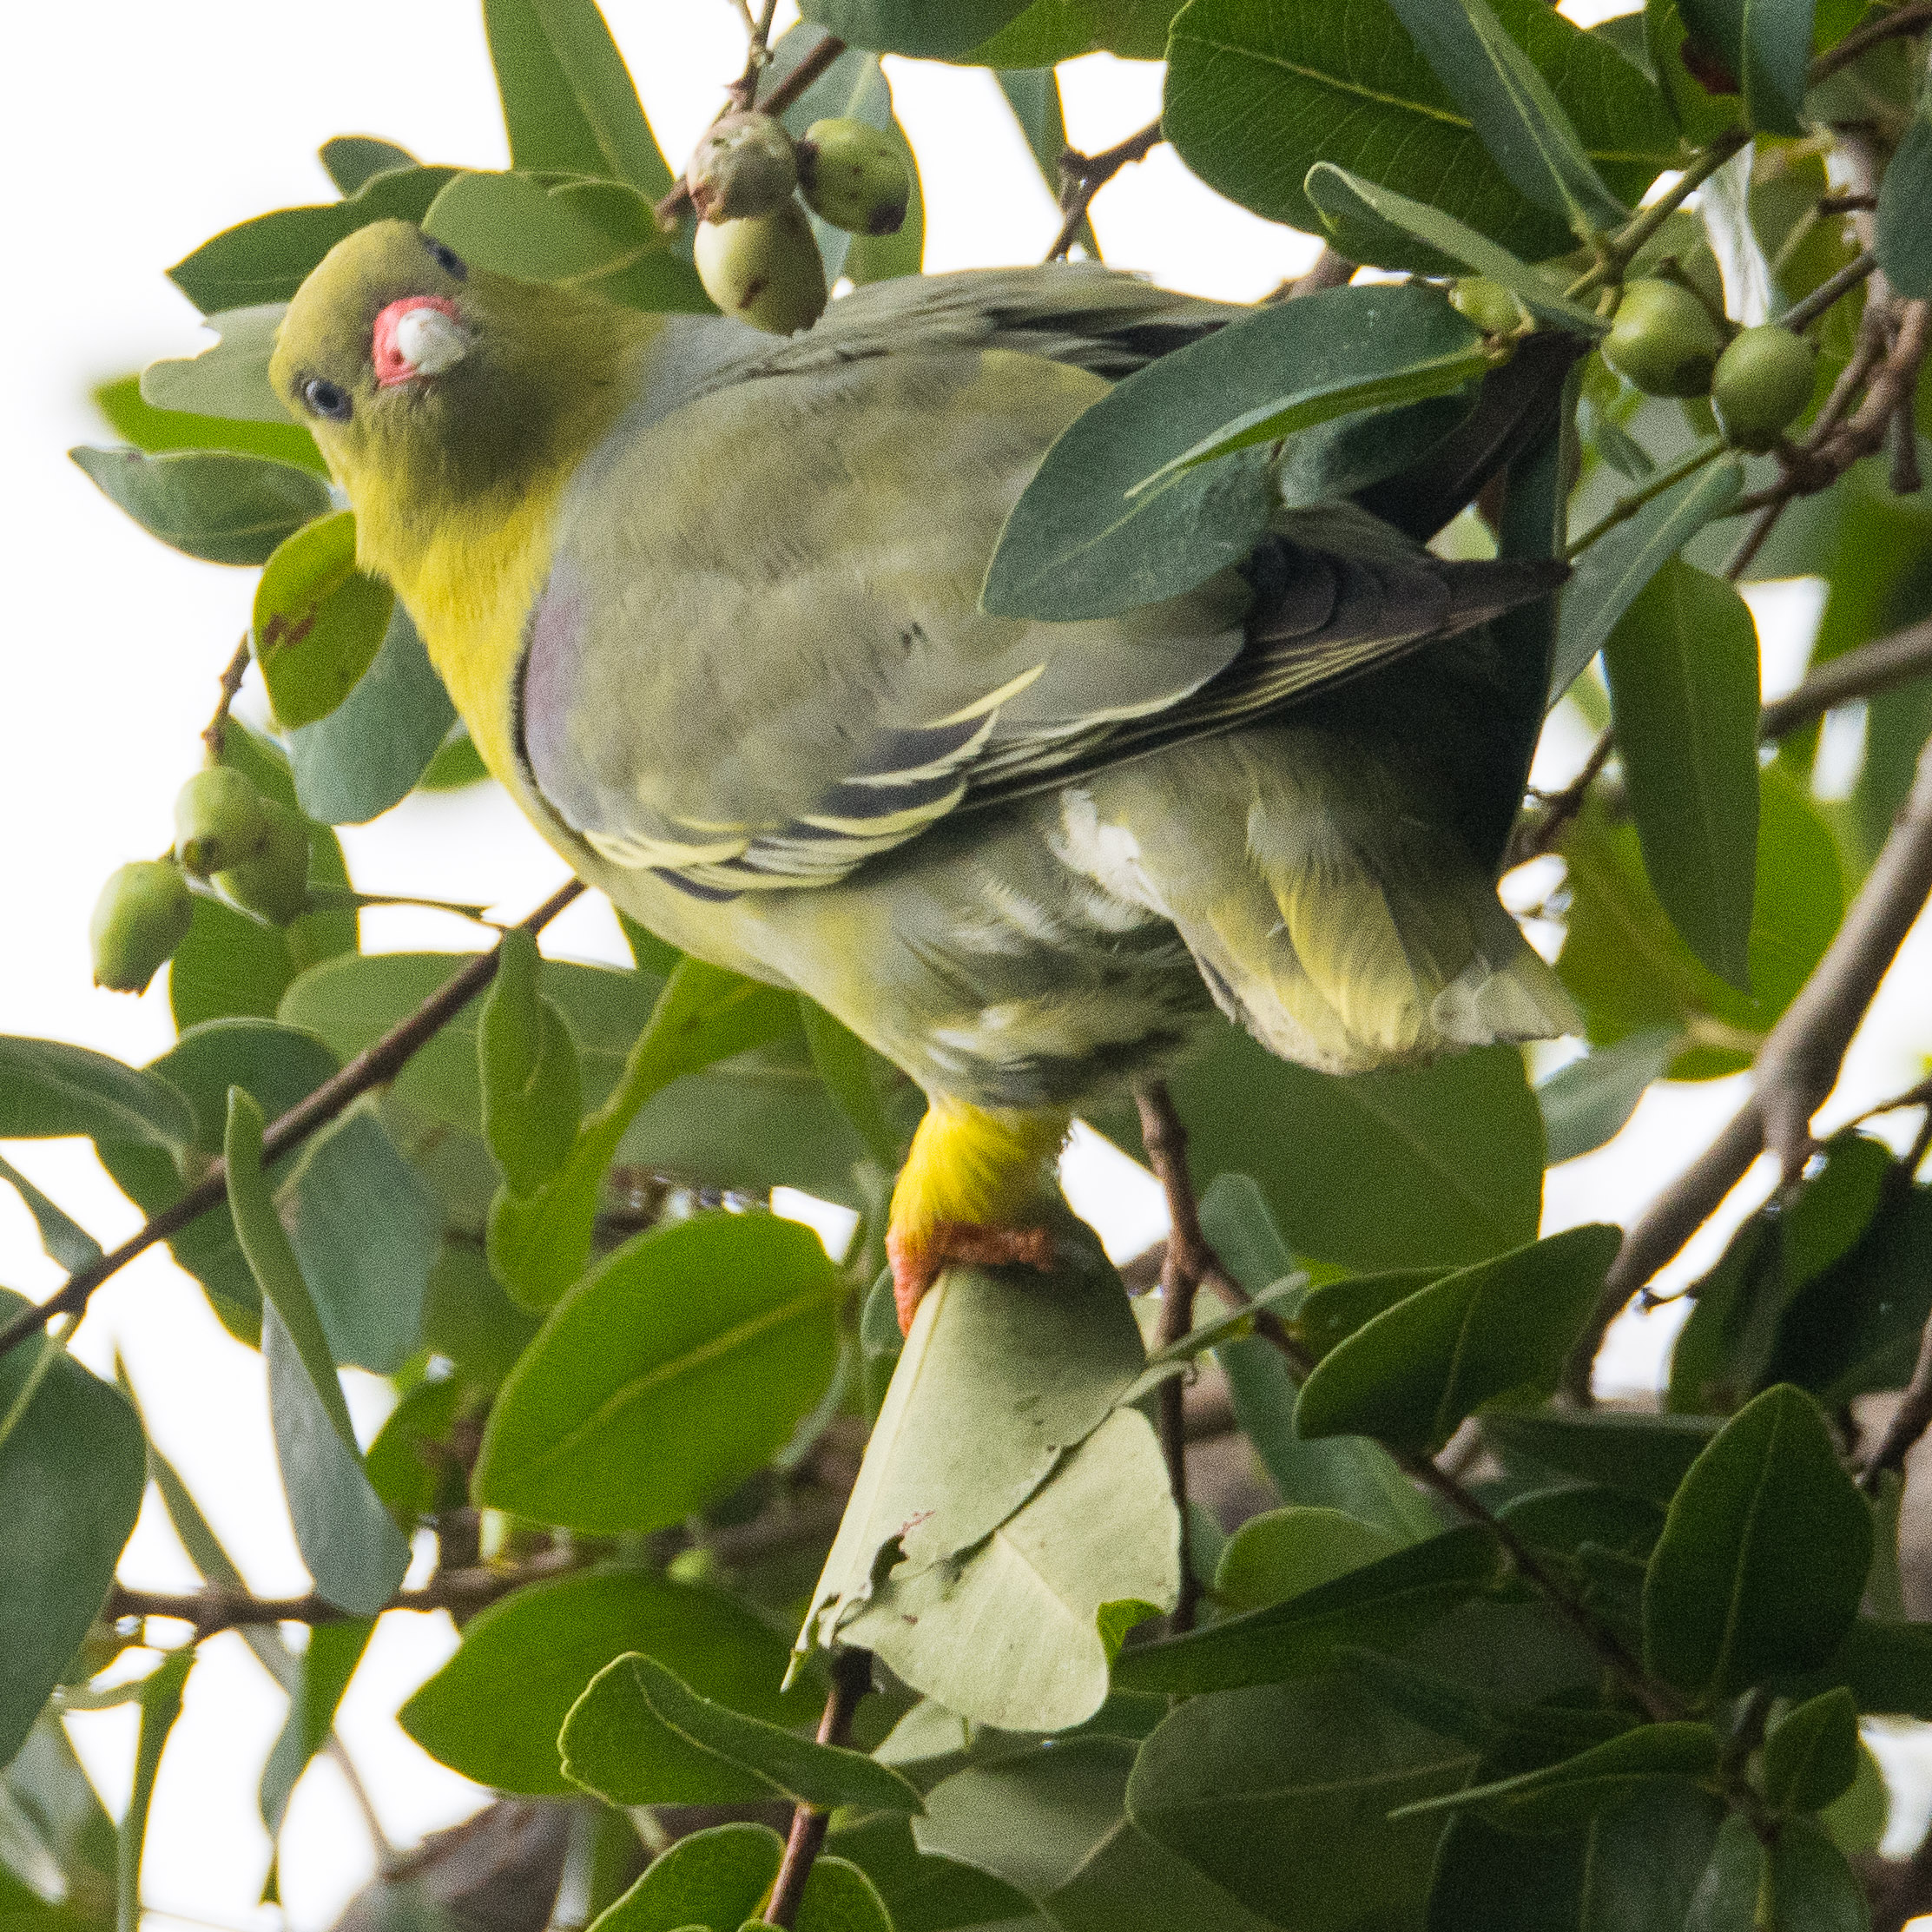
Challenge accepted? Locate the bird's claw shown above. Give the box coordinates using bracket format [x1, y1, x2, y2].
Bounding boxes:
[886, 1220, 1057, 1333]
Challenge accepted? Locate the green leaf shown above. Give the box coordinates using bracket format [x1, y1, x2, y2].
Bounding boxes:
[1294, 1268, 1454, 1361]
[1302, 167, 1610, 330]
[168, 168, 458, 313]
[224, 1089, 411, 1613]
[1392, 1721, 1720, 1833]
[1497, 1482, 1666, 1561]
[1876, 107, 1932, 298]
[474, 1211, 842, 1533]
[481, 0, 673, 195]
[1761, 1687, 1859, 1813]
[1765, 1816, 1868, 1932]
[1821, 1741, 1889, 1856]
[1110, 1029, 1545, 1270]
[589, 1824, 781, 1932]
[94, 370, 326, 471]
[115, 1652, 194, 1932]
[1644, 1383, 1873, 1701]
[0, 1294, 147, 1766]
[1536, 1027, 1678, 1164]
[399, 1569, 812, 1796]
[1114, 1523, 1507, 1695]
[799, 1225, 1146, 1653]
[1296, 1225, 1621, 1454]
[422, 170, 666, 285]
[797, 999, 903, 1170]
[1685, 1810, 1764, 1932]
[915, 1737, 1283, 1931]
[275, 1104, 441, 1374]
[839, 1408, 1180, 1732]
[1164, 0, 1677, 262]
[983, 285, 1487, 620]
[1383, 0, 1628, 230]
[1678, 0, 1815, 135]
[68, 448, 332, 567]
[1602, 557, 1762, 990]
[479, 930, 584, 1197]
[287, 603, 457, 825]
[320, 135, 418, 195]
[1214, 1507, 1400, 1612]
[797, 0, 1032, 56]
[561, 1652, 921, 1812]
[252, 510, 394, 730]
[0, 1155, 102, 1275]
[168, 893, 297, 1032]
[258, 1616, 373, 1834]
[0, 1037, 191, 1148]
[967, 0, 1180, 63]
[485, 958, 800, 1307]
[141, 306, 306, 426]
[822, 1814, 1034, 1931]
[1126, 1676, 1477, 1932]
[1485, 1408, 1718, 1505]
[1553, 458, 1742, 702]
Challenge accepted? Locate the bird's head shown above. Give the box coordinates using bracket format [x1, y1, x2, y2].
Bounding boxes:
[271, 220, 644, 566]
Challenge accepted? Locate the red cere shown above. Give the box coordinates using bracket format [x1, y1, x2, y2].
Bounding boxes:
[372, 295, 462, 387]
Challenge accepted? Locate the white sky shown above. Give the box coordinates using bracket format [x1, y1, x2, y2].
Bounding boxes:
[3, 3, 1931, 1925]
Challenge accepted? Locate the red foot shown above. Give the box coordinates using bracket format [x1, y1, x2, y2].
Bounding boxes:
[886, 1221, 1058, 1333]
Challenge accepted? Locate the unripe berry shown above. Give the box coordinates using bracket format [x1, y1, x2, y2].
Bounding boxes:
[213, 799, 312, 925]
[693, 201, 828, 335]
[1602, 279, 1724, 398]
[1449, 277, 1527, 337]
[796, 118, 911, 236]
[173, 766, 270, 877]
[1711, 326, 1817, 452]
[90, 861, 192, 993]
[685, 112, 799, 224]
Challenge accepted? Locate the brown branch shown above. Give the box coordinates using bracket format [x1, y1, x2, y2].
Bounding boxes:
[1562, 733, 1932, 1400]
[1859, 1315, 1932, 1494]
[1276, 247, 1357, 301]
[1778, 247, 1881, 334]
[105, 1551, 582, 1638]
[1810, 1, 1932, 86]
[201, 636, 253, 762]
[1759, 616, 1932, 738]
[765, 1648, 871, 1929]
[1135, 1082, 1213, 1633]
[653, 33, 848, 226]
[1044, 118, 1164, 263]
[1510, 728, 1615, 866]
[0, 877, 587, 1363]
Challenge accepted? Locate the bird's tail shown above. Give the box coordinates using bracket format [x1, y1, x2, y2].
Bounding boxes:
[1062, 722, 1576, 1075]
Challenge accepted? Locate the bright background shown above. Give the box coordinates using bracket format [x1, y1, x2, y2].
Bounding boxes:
[3, 3, 1929, 1927]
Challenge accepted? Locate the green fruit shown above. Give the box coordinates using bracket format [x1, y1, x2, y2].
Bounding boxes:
[90, 860, 193, 993]
[693, 201, 828, 336]
[1711, 325, 1817, 452]
[173, 765, 270, 877]
[798, 117, 911, 236]
[685, 111, 798, 224]
[1602, 279, 1724, 398]
[1449, 277, 1527, 337]
[213, 798, 312, 925]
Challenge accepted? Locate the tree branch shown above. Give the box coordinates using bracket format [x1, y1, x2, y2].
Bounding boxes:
[104, 1551, 584, 1639]
[1044, 118, 1164, 263]
[1810, 1, 1932, 86]
[200, 636, 252, 763]
[0, 878, 586, 1364]
[1561, 732, 1932, 1400]
[1759, 616, 1932, 739]
[764, 1648, 871, 1929]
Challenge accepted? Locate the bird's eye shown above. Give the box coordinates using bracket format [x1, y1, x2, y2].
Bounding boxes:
[301, 376, 353, 422]
[427, 240, 468, 280]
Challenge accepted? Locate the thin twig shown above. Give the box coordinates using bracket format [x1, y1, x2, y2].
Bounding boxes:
[653, 32, 848, 225]
[1131, 1086, 1678, 1720]
[765, 1649, 871, 1929]
[1810, 1, 1932, 87]
[1510, 729, 1614, 866]
[1780, 247, 1882, 335]
[1566, 442, 1727, 561]
[1573, 129, 1751, 293]
[1561, 733, 1932, 1400]
[201, 636, 253, 762]
[1759, 616, 1932, 738]
[0, 878, 587, 1363]
[104, 1550, 583, 1638]
[1045, 118, 1164, 263]
[727, 0, 782, 109]
[1136, 1082, 1206, 1634]
[1859, 1315, 1932, 1494]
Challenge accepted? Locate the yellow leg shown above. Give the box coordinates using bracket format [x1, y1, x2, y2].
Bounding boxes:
[886, 1097, 1071, 1330]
